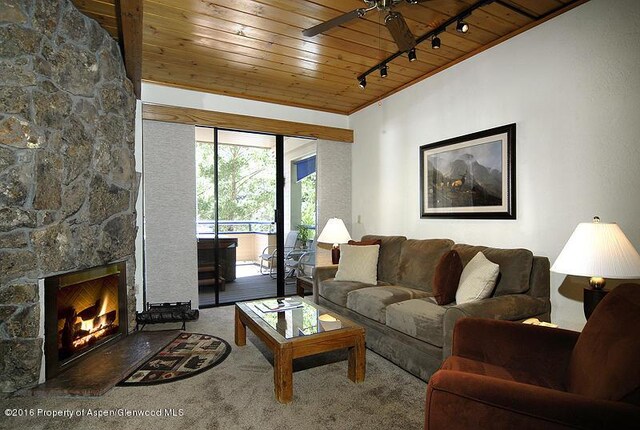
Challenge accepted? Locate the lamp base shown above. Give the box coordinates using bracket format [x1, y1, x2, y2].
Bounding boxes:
[331, 246, 340, 265]
[584, 286, 608, 320]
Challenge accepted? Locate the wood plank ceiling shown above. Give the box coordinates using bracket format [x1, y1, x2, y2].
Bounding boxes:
[72, 0, 587, 115]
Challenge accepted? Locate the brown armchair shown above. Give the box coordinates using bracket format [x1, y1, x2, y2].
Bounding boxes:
[425, 283, 640, 429]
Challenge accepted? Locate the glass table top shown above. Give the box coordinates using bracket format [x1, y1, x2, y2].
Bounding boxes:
[246, 298, 344, 339]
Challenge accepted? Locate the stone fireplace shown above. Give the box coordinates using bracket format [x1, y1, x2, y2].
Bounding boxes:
[0, 0, 138, 394]
[43, 261, 128, 380]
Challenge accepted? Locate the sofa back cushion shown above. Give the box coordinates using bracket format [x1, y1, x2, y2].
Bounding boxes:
[452, 244, 533, 296]
[397, 239, 454, 293]
[349, 239, 382, 247]
[566, 283, 640, 404]
[361, 235, 407, 284]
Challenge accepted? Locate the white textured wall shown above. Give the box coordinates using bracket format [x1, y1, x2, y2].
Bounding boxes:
[316, 140, 353, 265]
[349, 0, 640, 330]
[142, 121, 199, 307]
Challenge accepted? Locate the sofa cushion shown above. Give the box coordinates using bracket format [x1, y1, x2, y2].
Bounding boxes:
[386, 298, 450, 347]
[452, 244, 533, 295]
[361, 235, 407, 284]
[397, 239, 454, 293]
[346, 286, 429, 324]
[334, 244, 380, 285]
[319, 279, 373, 307]
[433, 250, 463, 305]
[456, 252, 500, 305]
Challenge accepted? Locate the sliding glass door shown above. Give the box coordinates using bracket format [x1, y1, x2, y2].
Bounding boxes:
[196, 128, 286, 306]
[195, 128, 318, 306]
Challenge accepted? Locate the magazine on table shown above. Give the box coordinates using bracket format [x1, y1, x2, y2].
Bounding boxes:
[256, 299, 303, 313]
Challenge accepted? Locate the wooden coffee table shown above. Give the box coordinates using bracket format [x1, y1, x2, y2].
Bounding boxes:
[234, 297, 365, 403]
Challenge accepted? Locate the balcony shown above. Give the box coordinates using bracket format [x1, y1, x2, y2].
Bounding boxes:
[197, 221, 314, 306]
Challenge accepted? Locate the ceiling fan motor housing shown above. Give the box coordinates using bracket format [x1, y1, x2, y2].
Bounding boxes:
[366, 0, 401, 10]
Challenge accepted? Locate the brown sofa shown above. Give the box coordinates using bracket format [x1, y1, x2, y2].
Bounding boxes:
[425, 283, 640, 429]
[313, 235, 551, 380]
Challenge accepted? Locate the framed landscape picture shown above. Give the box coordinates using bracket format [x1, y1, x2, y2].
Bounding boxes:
[420, 124, 516, 219]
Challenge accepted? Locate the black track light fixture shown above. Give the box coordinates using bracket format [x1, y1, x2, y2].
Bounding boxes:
[456, 19, 469, 33]
[356, 0, 493, 88]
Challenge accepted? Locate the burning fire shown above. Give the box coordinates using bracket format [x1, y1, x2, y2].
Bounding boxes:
[72, 326, 113, 349]
[79, 296, 110, 332]
[56, 272, 121, 362]
[62, 293, 118, 351]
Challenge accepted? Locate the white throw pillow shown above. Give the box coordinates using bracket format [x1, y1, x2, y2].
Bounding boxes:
[334, 244, 380, 285]
[456, 251, 500, 304]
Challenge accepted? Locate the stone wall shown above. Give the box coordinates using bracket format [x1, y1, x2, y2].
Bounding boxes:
[0, 0, 138, 394]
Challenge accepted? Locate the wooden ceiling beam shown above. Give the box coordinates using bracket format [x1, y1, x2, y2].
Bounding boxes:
[142, 104, 354, 143]
[116, 0, 143, 99]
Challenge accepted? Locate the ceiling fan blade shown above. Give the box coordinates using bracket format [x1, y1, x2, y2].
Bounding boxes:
[384, 12, 416, 52]
[302, 8, 366, 37]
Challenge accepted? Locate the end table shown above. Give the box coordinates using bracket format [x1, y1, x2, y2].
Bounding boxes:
[296, 276, 313, 297]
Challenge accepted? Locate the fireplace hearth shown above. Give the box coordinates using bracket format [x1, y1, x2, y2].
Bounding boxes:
[44, 262, 128, 380]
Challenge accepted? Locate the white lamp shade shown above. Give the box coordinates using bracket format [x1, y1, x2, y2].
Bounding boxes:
[551, 220, 640, 279]
[317, 218, 352, 245]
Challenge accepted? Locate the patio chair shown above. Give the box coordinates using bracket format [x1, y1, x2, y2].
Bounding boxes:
[259, 230, 299, 278]
[298, 240, 317, 276]
[284, 241, 316, 284]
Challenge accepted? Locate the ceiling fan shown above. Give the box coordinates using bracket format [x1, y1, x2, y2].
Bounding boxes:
[302, 0, 432, 52]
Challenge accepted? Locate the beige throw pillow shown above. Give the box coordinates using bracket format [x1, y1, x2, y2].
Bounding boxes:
[456, 251, 500, 304]
[334, 244, 380, 285]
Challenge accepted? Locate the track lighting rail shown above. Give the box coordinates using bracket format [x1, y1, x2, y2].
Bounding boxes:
[356, 0, 548, 85]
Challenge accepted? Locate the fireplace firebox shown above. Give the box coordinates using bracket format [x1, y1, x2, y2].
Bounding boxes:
[44, 262, 128, 379]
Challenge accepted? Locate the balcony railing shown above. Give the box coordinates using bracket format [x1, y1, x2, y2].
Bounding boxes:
[197, 220, 315, 263]
[197, 220, 315, 235]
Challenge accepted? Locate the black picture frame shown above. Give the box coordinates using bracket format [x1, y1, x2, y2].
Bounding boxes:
[420, 123, 516, 219]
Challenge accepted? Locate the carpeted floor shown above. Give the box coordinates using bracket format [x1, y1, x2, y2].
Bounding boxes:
[0, 303, 426, 430]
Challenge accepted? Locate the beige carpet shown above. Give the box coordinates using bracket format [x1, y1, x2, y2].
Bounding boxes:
[1, 304, 426, 430]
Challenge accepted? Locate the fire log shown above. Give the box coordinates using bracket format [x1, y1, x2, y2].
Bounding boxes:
[77, 299, 101, 321]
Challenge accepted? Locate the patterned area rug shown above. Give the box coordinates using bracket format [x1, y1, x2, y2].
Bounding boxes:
[119, 333, 231, 386]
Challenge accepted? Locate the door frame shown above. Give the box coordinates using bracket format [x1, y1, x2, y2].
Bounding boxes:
[206, 127, 286, 304]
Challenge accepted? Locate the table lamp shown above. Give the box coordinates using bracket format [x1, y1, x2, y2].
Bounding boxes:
[551, 216, 640, 319]
[317, 218, 352, 264]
